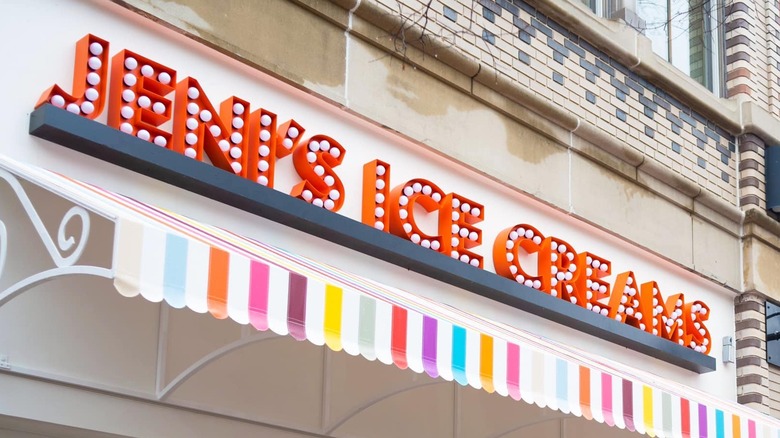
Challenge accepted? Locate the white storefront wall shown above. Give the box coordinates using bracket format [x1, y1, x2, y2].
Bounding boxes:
[0, 0, 740, 436]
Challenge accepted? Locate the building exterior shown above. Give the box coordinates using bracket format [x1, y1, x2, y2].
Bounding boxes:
[1, 0, 780, 436]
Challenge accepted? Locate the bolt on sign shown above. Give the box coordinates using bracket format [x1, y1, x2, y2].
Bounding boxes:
[34, 34, 712, 356]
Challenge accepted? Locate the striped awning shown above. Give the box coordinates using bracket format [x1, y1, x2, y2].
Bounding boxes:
[2, 156, 778, 438]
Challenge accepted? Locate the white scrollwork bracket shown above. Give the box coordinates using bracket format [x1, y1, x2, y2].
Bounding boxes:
[0, 168, 112, 308]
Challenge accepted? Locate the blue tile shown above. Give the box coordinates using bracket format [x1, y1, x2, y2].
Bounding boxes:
[443, 6, 458, 22]
[482, 29, 496, 45]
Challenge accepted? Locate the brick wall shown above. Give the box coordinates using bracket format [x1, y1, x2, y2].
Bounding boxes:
[372, 0, 738, 203]
[725, 0, 780, 120]
[739, 134, 766, 209]
[734, 293, 780, 418]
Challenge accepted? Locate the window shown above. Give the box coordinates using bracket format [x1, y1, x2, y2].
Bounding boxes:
[638, 0, 723, 94]
[581, 0, 724, 95]
[767, 301, 780, 367]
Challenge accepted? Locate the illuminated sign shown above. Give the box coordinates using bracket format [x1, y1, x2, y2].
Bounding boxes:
[34, 35, 712, 356]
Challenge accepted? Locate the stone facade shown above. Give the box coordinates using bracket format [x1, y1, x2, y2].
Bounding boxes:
[116, 0, 780, 420]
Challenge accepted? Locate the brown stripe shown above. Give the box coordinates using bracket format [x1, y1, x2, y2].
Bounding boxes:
[737, 394, 764, 404]
[726, 35, 751, 49]
[737, 374, 764, 386]
[287, 272, 308, 340]
[735, 319, 761, 331]
[740, 158, 760, 170]
[736, 356, 763, 367]
[726, 18, 750, 32]
[741, 133, 765, 148]
[739, 177, 761, 188]
[735, 300, 763, 313]
[622, 379, 634, 431]
[725, 2, 751, 15]
[728, 84, 754, 97]
[736, 338, 762, 349]
[726, 51, 751, 64]
[727, 67, 752, 81]
[739, 139, 764, 154]
[740, 195, 761, 206]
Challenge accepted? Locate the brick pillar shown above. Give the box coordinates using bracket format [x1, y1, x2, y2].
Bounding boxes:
[735, 293, 770, 414]
[739, 134, 766, 210]
[724, 1, 757, 98]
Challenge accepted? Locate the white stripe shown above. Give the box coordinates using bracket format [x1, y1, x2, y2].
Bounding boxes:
[226, 253, 250, 324]
[406, 310, 424, 373]
[437, 319, 453, 381]
[266, 266, 289, 336]
[341, 288, 360, 356]
[374, 299, 393, 365]
[544, 353, 558, 411]
[669, 393, 681, 438]
[465, 328, 482, 389]
[708, 404, 717, 438]
[520, 347, 534, 405]
[493, 337, 508, 397]
[633, 381, 646, 435]
[688, 398, 698, 438]
[139, 226, 166, 302]
[590, 370, 603, 423]
[654, 388, 663, 436]
[304, 279, 326, 346]
[568, 361, 581, 417]
[184, 239, 210, 313]
[611, 374, 625, 429]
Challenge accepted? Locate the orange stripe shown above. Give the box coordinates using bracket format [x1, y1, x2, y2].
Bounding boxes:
[733, 414, 741, 438]
[207, 247, 230, 319]
[580, 366, 592, 420]
[480, 334, 494, 393]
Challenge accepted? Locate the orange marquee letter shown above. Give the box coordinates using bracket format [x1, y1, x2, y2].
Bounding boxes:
[494, 224, 546, 291]
[290, 135, 346, 211]
[108, 50, 176, 147]
[36, 34, 110, 119]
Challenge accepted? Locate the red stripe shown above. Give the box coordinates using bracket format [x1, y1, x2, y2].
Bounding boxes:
[391, 305, 408, 369]
[680, 398, 690, 438]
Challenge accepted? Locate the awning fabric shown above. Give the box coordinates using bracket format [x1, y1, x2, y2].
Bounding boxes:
[3, 156, 778, 438]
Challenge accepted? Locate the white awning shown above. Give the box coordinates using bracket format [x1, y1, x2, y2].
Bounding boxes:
[0, 155, 776, 438]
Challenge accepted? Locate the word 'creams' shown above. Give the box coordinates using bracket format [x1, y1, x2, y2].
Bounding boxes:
[35, 34, 711, 355]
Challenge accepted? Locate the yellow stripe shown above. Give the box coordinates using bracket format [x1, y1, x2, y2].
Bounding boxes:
[480, 334, 494, 393]
[324, 284, 343, 351]
[643, 385, 655, 437]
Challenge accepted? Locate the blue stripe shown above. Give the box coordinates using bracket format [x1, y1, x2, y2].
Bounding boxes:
[452, 325, 468, 386]
[716, 409, 724, 438]
[556, 358, 567, 404]
[163, 233, 188, 308]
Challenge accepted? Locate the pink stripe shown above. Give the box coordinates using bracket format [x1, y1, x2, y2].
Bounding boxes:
[507, 342, 521, 401]
[248, 260, 270, 330]
[748, 420, 756, 438]
[602, 373, 614, 426]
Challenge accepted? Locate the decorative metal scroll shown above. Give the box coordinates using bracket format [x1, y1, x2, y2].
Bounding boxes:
[0, 168, 113, 308]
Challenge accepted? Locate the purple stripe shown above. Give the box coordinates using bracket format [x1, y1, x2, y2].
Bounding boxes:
[287, 273, 307, 341]
[623, 379, 635, 432]
[422, 316, 438, 378]
[699, 403, 708, 438]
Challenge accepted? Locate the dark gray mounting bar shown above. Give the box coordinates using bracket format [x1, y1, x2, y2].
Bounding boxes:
[29, 104, 716, 373]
